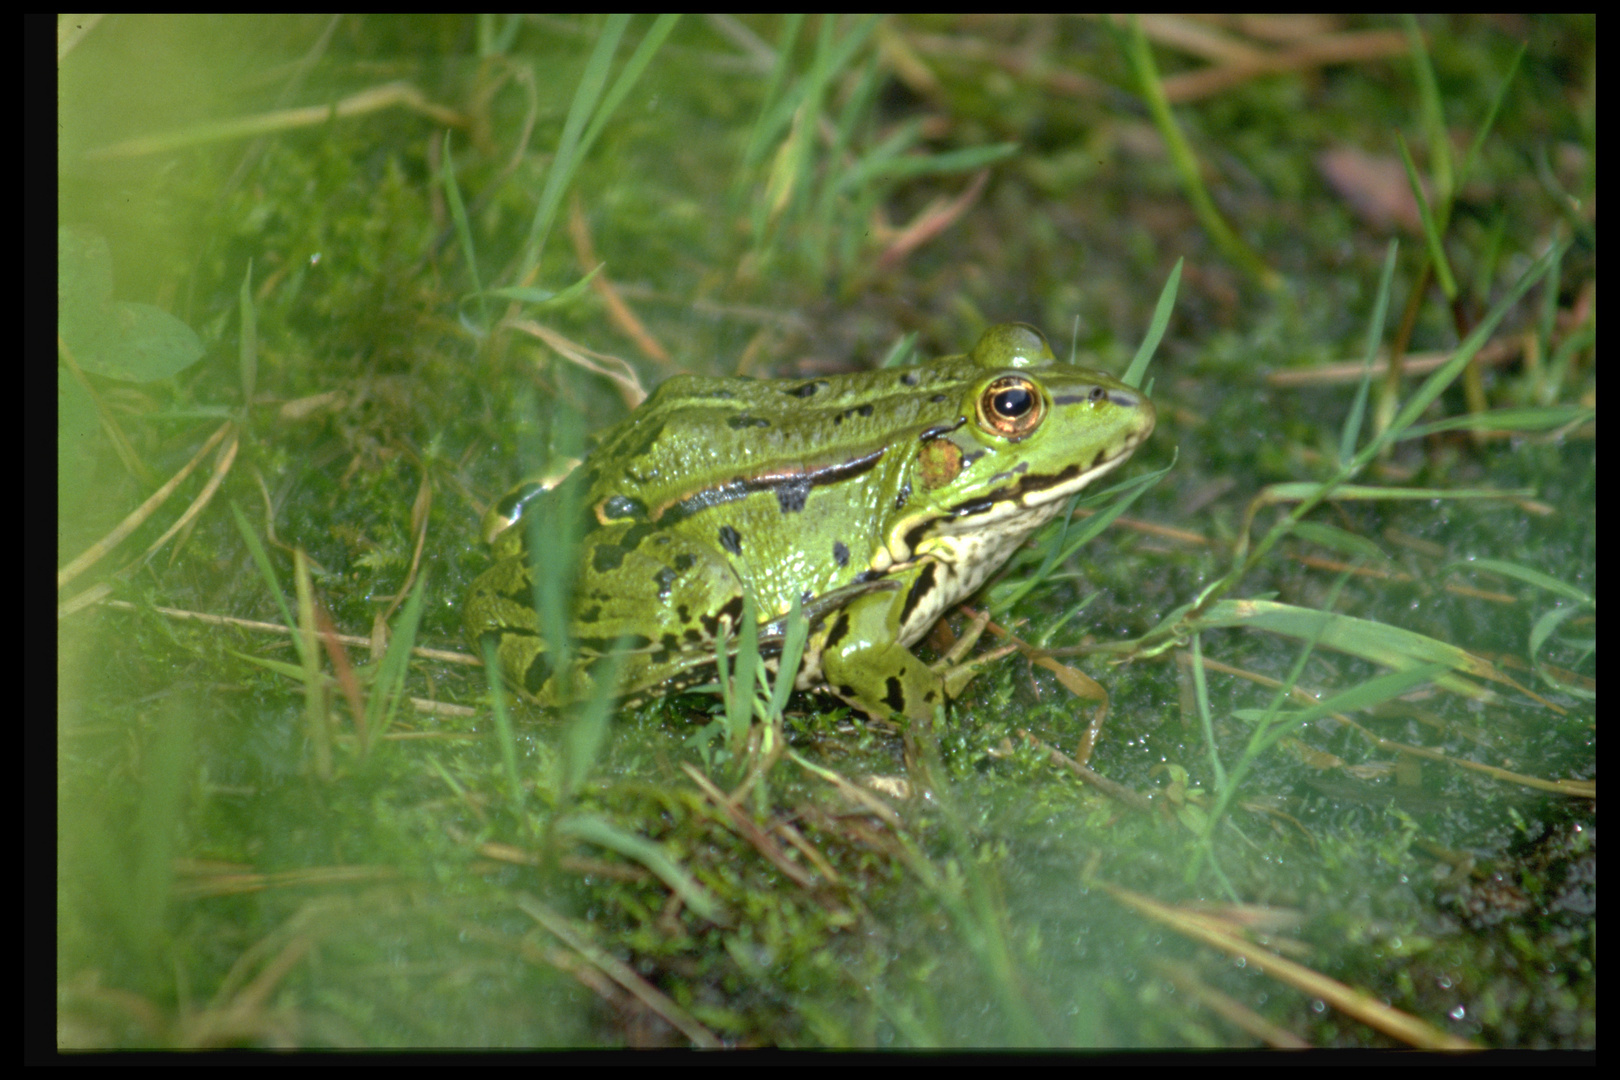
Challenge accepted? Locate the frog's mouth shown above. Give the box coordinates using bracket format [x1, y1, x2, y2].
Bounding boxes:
[874, 431, 1148, 573]
[933, 425, 1153, 531]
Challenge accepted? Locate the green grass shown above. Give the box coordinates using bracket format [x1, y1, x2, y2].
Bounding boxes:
[58, 14, 1593, 1048]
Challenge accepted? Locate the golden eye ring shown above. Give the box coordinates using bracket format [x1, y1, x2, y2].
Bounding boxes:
[977, 375, 1045, 440]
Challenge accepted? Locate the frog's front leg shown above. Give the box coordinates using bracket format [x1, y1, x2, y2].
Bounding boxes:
[819, 574, 949, 723]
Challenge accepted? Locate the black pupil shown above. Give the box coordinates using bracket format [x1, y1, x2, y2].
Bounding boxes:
[994, 385, 1033, 418]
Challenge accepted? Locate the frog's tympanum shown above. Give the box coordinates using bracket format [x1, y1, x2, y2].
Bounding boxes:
[466, 323, 1154, 721]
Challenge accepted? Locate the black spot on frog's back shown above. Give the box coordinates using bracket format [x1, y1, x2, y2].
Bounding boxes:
[600, 494, 645, 521]
[699, 595, 747, 638]
[592, 543, 628, 573]
[775, 476, 812, 513]
[523, 649, 556, 697]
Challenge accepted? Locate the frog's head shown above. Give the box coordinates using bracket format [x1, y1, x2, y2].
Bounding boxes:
[901, 323, 1156, 543]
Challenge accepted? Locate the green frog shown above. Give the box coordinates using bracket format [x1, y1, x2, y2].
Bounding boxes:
[465, 323, 1154, 722]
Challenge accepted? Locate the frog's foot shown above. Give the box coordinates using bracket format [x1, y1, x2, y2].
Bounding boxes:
[939, 607, 993, 666]
[929, 607, 1021, 700]
[933, 642, 1020, 699]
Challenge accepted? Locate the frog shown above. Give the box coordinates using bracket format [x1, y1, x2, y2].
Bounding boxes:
[464, 323, 1155, 722]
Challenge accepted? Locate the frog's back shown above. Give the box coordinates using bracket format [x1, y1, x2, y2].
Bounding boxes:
[586, 361, 986, 505]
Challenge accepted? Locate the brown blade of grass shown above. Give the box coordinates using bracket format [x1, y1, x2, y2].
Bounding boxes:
[57, 419, 233, 590]
[682, 763, 823, 891]
[1150, 958, 1313, 1048]
[515, 893, 722, 1048]
[874, 167, 989, 272]
[1020, 731, 1160, 815]
[314, 600, 368, 748]
[83, 81, 465, 161]
[568, 191, 673, 368]
[145, 429, 239, 567]
[1099, 880, 1481, 1049]
[58, 334, 152, 485]
[1185, 652, 1591, 798]
[502, 317, 648, 409]
[92, 598, 481, 667]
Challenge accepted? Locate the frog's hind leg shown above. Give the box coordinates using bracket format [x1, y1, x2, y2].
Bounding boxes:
[578, 530, 750, 696]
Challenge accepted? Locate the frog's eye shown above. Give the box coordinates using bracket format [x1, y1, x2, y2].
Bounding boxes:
[977, 375, 1045, 440]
